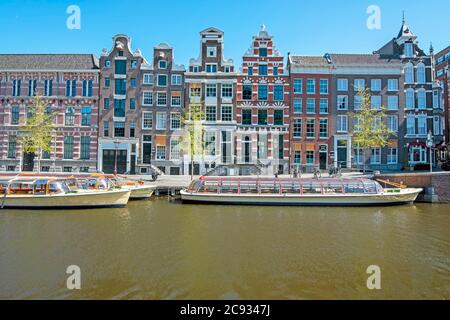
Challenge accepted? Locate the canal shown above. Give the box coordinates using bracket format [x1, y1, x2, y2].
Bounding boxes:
[0, 199, 449, 299]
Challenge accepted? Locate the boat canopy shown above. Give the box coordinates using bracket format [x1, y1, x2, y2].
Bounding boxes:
[187, 177, 384, 195]
[5, 178, 71, 195]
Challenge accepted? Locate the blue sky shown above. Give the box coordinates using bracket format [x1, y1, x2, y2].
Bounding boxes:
[2, 0, 448, 66]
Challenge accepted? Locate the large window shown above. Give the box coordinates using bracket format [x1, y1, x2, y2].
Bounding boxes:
[406, 116, 415, 135]
[417, 89, 426, 109]
[319, 79, 328, 94]
[12, 80, 21, 96]
[387, 96, 399, 110]
[387, 148, 398, 164]
[206, 64, 217, 73]
[63, 136, 74, 159]
[258, 85, 268, 100]
[28, 79, 36, 96]
[293, 98, 302, 114]
[221, 106, 232, 122]
[81, 106, 92, 126]
[242, 109, 252, 125]
[170, 113, 181, 130]
[371, 79, 381, 92]
[115, 60, 126, 75]
[370, 148, 381, 165]
[206, 106, 217, 121]
[115, 79, 126, 95]
[319, 98, 328, 114]
[82, 80, 93, 97]
[243, 85, 252, 100]
[417, 63, 426, 84]
[319, 119, 328, 138]
[388, 79, 398, 91]
[143, 112, 152, 130]
[404, 43, 414, 58]
[406, 89, 415, 109]
[65, 107, 75, 126]
[7, 136, 17, 159]
[222, 84, 233, 98]
[306, 79, 315, 94]
[354, 79, 365, 92]
[156, 146, 166, 160]
[293, 79, 302, 94]
[80, 136, 91, 160]
[337, 115, 348, 132]
[171, 93, 182, 107]
[306, 98, 315, 114]
[114, 99, 126, 117]
[306, 119, 315, 138]
[114, 122, 125, 137]
[11, 106, 20, 125]
[258, 65, 268, 76]
[371, 96, 382, 110]
[405, 63, 414, 84]
[274, 110, 284, 126]
[274, 85, 284, 101]
[157, 92, 167, 106]
[171, 75, 182, 86]
[143, 92, 153, 106]
[103, 121, 109, 137]
[157, 75, 167, 87]
[66, 80, 76, 97]
[387, 115, 398, 133]
[418, 115, 427, 135]
[337, 95, 348, 110]
[170, 139, 180, 160]
[44, 79, 53, 96]
[205, 132, 216, 156]
[156, 112, 167, 130]
[258, 110, 268, 125]
[143, 74, 154, 85]
[293, 119, 302, 138]
[337, 79, 348, 91]
[206, 84, 217, 97]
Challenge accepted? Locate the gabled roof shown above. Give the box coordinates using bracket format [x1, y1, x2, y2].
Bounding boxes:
[329, 53, 402, 66]
[397, 20, 415, 39]
[289, 55, 331, 67]
[0, 54, 99, 71]
[200, 27, 223, 35]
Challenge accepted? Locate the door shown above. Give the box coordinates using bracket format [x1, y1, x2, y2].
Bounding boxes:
[130, 155, 136, 175]
[22, 152, 35, 172]
[102, 150, 127, 174]
[319, 152, 327, 170]
[337, 140, 348, 168]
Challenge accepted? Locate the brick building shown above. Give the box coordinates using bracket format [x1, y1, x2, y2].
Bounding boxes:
[235, 26, 290, 174]
[434, 46, 449, 156]
[287, 55, 333, 171]
[0, 54, 100, 173]
[184, 27, 237, 175]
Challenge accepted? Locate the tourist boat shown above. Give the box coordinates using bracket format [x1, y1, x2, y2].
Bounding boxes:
[0, 178, 131, 209]
[105, 175, 155, 200]
[180, 177, 423, 206]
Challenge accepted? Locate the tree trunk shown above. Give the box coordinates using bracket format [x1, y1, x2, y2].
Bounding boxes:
[363, 148, 367, 175]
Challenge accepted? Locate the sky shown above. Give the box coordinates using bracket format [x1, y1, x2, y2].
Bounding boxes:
[1, 0, 449, 66]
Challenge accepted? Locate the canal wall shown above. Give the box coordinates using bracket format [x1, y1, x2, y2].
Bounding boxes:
[375, 172, 450, 203]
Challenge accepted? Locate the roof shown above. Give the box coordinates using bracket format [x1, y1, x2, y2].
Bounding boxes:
[329, 54, 402, 66]
[397, 21, 415, 39]
[0, 54, 99, 71]
[289, 55, 331, 67]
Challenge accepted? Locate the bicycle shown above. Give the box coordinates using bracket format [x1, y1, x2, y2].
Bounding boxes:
[313, 167, 322, 179]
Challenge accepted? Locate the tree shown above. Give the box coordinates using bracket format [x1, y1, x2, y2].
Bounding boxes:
[181, 104, 205, 180]
[20, 95, 55, 173]
[351, 89, 393, 174]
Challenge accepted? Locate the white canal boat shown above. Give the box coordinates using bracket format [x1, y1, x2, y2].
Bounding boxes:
[180, 177, 423, 206]
[0, 178, 131, 209]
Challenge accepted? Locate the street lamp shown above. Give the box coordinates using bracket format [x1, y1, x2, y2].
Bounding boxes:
[427, 131, 433, 173]
[113, 140, 120, 176]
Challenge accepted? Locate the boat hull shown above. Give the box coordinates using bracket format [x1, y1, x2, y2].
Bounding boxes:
[129, 186, 155, 200]
[0, 189, 131, 209]
[180, 188, 423, 207]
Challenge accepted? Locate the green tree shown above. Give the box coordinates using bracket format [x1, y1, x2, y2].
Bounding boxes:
[351, 89, 393, 174]
[20, 95, 55, 173]
[181, 104, 205, 180]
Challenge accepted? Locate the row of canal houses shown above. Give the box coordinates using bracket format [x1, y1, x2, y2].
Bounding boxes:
[0, 21, 446, 175]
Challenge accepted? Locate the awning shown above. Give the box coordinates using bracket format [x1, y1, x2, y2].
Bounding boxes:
[155, 135, 166, 146]
[306, 143, 315, 151]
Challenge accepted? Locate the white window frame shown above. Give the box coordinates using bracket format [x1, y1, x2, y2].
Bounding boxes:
[143, 74, 154, 85]
[142, 91, 153, 106]
[142, 111, 153, 130]
[337, 79, 348, 91]
[156, 112, 167, 130]
[171, 74, 182, 86]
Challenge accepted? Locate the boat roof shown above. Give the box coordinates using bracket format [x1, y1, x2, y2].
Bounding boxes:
[199, 177, 376, 183]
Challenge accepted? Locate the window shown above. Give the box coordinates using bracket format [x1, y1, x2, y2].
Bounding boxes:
[44, 79, 53, 96]
[418, 115, 427, 135]
[387, 115, 398, 132]
[12, 80, 21, 96]
[293, 79, 303, 94]
[190, 87, 201, 98]
[372, 116, 382, 130]
[259, 48, 267, 57]
[433, 116, 441, 135]
[115, 79, 126, 95]
[65, 107, 75, 126]
[171, 74, 182, 85]
[273, 66, 278, 76]
[11, 106, 20, 125]
[354, 147, 364, 165]
[306, 119, 315, 138]
[404, 43, 414, 58]
[294, 151, 301, 165]
[258, 85, 268, 100]
[433, 90, 442, 109]
[130, 98, 136, 110]
[114, 99, 125, 117]
[171, 94, 181, 107]
[130, 78, 137, 88]
[306, 151, 314, 165]
[417, 89, 426, 110]
[159, 60, 167, 69]
[103, 121, 109, 136]
[205, 132, 216, 156]
[114, 122, 125, 137]
[318, 98, 328, 114]
[319, 119, 328, 138]
[81, 106, 92, 126]
[221, 106, 232, 122]
[243, 85, 252, 100]
[354, 96, 362, 110]
[337, 95, 348, 110]
[319, 79, 328, 94]
[405, 63, 414, 84]
[157, 75, 167, 86]
[371, 96, 382, 110]
[370, 148, 381, 165]
[371, 79, 381, 92]
[293, 119, 302, 138]
[306, 98, 315, 114]
[131, 60, 137, 69]
[258, 65, 268, 76]
[306, 79, 315, 94]
[66, 80, 76, 97]
[406, 116, 415, 135]
[170, 139, 180, 160]
[354, 79, 365, 92]
[207, 46, 217, 57]
[82, 80, 93, 97]
[142, 135, 152, 164]
[247, 66, 253, 75]
[105, 60, 111, 68]
[80, 136, 90, 160]
[142, 112, 153, 130]
[258, 110, 268, 125]
[293, 98, 302, 114]
[406, 89, 415, 110]
[104, 77, 110, 88]
[337, 79, 348, 91]
[118, 51, 124, 57]
[129, 121, 136, 137]
[388, 79, 398, 91]
[7, 136, 17, 158]
[387, 96, 398, 110]
[156, 146, 166, 160]
[170, 113, 181, 130]
[417, 63, 426, 84]
[206, 106, 217, 121]
[143, 74, 154, 85]
[143, 92, 153, 106]
[206, 64, 217, 73]
[222, 84, 233, 98]
[156, 112, 167, 130]
[157, 92, 167, 106]
[115, 60, 126, 75]
[274, 110, 284, 126]
[206, 84, 217, 97]
[337, 115, 348, 132]
[28, 79, 37, 96]
[242, 109, 252, 125]
[388, 148, 398, 164]
[274, 85, 284, 101]
[63, 136, 74, 159]
[189, 66, 200, 73]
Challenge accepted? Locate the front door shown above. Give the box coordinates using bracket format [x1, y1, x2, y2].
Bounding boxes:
[319, 152, 327, 170]
[22, 152, 35, 172]
[337, 140, 348, 168]
[102, 150, 127, 174]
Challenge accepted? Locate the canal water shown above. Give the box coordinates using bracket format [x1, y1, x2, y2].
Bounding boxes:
[0, 198, 449, 299]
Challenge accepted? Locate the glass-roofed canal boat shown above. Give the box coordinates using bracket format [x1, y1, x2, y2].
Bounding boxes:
[180, 177, 423, 206]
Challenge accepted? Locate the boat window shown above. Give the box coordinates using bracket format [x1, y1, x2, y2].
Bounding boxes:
[323, 183, 344, 194]
[97, 179, 109, 190]
[302, 183, 322, 194]
[9, 182, 34, 195]
[220, 181, 239, 194]
[0, 182, 8, 194]
[239, 182, 259, 194]
[33, 182, 47, 195]
[362, 181, 378, 194]
[344, 182, 365, 194]
[259, 182, 280, 194]
[281, 181, 301, 194]
[48, 181, 69, 194]
[199, 181, 218, 193]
